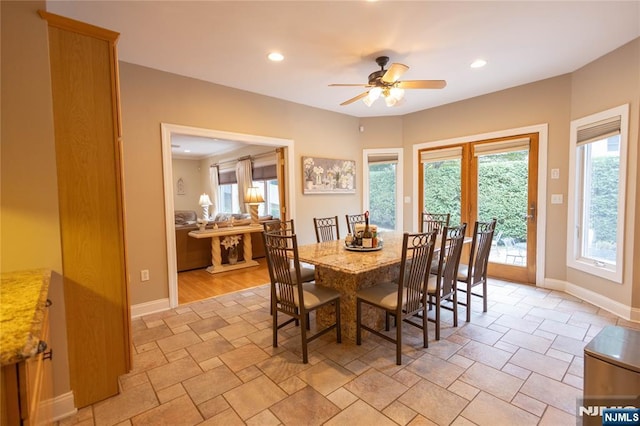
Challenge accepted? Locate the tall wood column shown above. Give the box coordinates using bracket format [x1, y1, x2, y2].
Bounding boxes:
[39, 11, 131, 407]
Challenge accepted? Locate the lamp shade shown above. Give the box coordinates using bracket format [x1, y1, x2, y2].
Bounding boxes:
[244, 187, 264, 204]
[199, 193, 212, 206]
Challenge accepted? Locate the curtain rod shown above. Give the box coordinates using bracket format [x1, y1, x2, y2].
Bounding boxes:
[210, 150, 276, 168]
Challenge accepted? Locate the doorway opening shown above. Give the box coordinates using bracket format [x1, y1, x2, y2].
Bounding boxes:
[161, 123, 295, 307]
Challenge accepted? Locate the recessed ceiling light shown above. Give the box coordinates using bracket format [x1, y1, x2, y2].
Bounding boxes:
[268, 52, 284, 62]
[184, 149, 191, 153]
[470, 59, 487, 69]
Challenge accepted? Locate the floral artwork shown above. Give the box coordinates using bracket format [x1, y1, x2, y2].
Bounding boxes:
[302, 157, 355, 194]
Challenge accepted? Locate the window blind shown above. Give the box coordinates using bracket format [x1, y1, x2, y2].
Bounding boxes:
[367, 153, 398, 164]
[420, 146, 462, 163]
[473, 137, 530, 157]
[577, 116, 621, 146]
[217, 164, 277, 184]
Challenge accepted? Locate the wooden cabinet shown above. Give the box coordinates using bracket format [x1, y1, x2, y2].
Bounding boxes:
[39, 11, 131, 407]
[1, 270, 52, 426]
[1, 308, 52, 426]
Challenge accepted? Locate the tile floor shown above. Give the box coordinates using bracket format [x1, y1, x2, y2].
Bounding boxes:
[57, 279, 640, 426]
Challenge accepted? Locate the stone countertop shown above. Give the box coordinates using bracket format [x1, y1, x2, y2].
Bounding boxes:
[296, 232, 406, 274]
[0, 269, 50, 366]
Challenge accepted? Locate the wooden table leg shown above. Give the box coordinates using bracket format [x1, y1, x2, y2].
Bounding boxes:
[206, 236, 222, 274]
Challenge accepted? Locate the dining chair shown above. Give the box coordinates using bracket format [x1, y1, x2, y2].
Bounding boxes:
[457, 218, 497, 322]
[345, 213, 366, 234]
[313, 216, 340, 242]
[263, 218, 295, 234]
[263, 218, 315, 284]
[355, 231, 437, 365]
[426, 223, 467, 340]
[262, 231, 341, 363]
[420, 212, 450, 234]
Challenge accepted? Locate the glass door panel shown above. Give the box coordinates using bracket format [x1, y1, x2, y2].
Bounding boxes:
[368, 162, 397, 231]
[472, 135, 538, 283]
[477, 150, 529, 265]
[422, 157, 462, 226]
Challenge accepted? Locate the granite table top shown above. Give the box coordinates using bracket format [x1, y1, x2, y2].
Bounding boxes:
[0, 269, 50, 366]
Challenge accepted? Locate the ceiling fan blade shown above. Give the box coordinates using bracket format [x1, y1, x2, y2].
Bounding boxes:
[340, 91, 369, 106]
[381, 63, 409, 84]
[396, 80, 447, 89]
[329, 83, 371, 87]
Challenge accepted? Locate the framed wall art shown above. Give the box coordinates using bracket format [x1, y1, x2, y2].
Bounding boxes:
[302, 156, 355, 194]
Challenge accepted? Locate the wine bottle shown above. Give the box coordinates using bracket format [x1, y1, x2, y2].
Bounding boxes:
[362, 211, 373, 248]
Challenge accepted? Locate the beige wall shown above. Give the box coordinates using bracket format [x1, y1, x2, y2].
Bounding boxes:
[172, 159, 204, 212]
[568, 38, 640, 308]
[119, 62, 361, 305]
[1, 0, 70, 401]
[402, 75, 573, 281]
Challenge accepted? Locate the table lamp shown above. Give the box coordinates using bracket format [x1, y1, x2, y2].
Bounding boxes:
[244, 187, 264, 225]
[198, 193, 212, 221]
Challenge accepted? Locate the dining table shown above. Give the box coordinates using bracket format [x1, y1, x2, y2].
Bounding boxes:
[296, 232, 411, 341]
[296, 232, 472, 341]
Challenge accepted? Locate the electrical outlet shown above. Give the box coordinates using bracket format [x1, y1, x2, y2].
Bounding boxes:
[140, 269, 150, 281]
[551, 168, 560, 179]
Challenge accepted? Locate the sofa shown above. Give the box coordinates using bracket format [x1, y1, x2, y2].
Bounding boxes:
[174, 210, 271, 272]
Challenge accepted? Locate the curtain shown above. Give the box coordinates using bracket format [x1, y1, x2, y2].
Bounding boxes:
[235, 158, 253, 213]
[209, 165, 220, 217]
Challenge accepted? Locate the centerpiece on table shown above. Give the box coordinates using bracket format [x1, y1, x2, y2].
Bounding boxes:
[221, 235, 241, 265]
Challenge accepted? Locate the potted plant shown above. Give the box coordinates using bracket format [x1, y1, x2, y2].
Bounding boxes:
[221, 235, 241, 264]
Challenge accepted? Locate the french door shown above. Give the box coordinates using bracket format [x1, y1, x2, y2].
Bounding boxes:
[420, 133, 538, 283]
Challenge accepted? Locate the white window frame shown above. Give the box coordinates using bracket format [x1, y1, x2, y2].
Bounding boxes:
[363, 148, 403, 232]
[566, 104, 629, 283]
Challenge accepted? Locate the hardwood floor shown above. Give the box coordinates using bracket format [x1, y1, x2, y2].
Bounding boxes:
[177, 258, 271, 305]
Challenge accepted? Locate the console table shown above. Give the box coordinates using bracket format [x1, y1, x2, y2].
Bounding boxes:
[188, 225, 264, 274]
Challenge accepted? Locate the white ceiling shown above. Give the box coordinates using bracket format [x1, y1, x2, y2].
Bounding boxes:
[47, 1, 640, 120]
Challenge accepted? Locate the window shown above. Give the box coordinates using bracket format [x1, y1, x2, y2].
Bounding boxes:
[216, 156, 280, 217]
[252, 179, 280, 218]
[567, 104, 628, 283]
[363, 149, 403, 232]
[421, 146, 462, 226]
[219, 183, 240, 213]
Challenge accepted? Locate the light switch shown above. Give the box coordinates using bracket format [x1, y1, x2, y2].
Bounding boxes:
[551, 194, 563, 204]
[551, 168, 560, 179]
[404, 196, 411, 204]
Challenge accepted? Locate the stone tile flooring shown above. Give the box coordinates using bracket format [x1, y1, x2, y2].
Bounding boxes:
[57, 279, 640, 425]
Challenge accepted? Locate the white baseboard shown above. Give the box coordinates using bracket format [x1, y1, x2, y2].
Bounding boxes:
[131, 298, 171, 319]
[539, 278, 566, 291]
[43, 390, 76, 423]
[541, 277, 637, 322]
[631, 306, 640, 322]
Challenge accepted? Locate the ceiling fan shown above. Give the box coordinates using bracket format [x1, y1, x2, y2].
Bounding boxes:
[329, 56, 446, 107]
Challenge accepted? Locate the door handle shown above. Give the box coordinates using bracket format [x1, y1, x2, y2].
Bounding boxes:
[524, 203, 536, 222]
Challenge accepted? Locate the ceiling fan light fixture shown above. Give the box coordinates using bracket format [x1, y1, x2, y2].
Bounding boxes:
[362, 87, 382, 106]
[390, 87, 404, 100]
[384, 95, 397, 107]
[369, 87, 382, 101]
